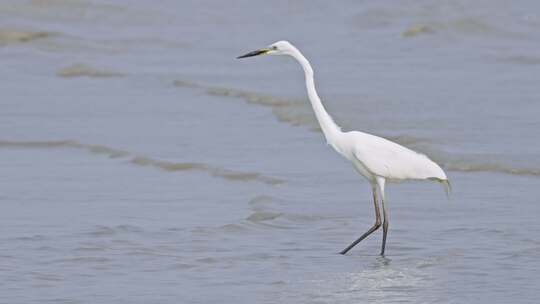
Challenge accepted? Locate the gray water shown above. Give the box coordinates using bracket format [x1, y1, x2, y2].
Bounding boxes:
[1, 1, 540, 303]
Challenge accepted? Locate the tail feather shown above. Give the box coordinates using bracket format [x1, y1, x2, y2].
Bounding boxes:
[429, 177, 451, 198]
[442, 179, 451, 198]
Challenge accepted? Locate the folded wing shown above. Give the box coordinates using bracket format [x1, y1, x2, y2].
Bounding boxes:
[351, 132, 447, 181]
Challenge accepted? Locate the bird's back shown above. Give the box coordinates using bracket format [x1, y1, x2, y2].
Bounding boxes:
[346, 131, 447, 182]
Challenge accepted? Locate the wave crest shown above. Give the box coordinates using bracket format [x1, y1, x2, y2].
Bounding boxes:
[0, 28, 51, 45]
[57, 64, 124, 78]
[425, 149, 540, 177]
[174, 80, 540, 178]
[0, 140, 285, 185]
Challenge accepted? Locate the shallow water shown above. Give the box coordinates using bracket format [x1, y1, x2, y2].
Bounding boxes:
[1, 1, 540, 303]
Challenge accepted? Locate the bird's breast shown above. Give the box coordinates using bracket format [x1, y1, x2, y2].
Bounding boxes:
[351, 158, 375, 182]
[328, 140, 375, 182]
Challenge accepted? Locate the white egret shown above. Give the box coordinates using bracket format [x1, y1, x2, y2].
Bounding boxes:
[237, 41, 449, 255]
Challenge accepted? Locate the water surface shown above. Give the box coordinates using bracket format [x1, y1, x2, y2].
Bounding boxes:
[1, 1, 539, 303]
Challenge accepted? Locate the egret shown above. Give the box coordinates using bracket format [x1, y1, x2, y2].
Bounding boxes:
[237, 41, 449, 255]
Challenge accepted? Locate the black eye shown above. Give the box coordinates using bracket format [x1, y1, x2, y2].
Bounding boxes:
[272, 46, 278, 50]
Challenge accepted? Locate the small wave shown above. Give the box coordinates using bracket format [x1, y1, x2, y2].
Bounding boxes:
[402, 24, 434, 37]
[130, 156, 205, 171]
[244, 195, 291, 226]
[501, 247, 540, 260]
[32, 273, 64, 282]
[0, 28, 52, 45]
[428, 151, 540, 177]
[244, 195, 334, 226]
[219, 223, 249, 233]
[497, 55, 540, 66]
[173, 80, 431, 144]
[174, 80, 540, 178]
[173, 79, 318, 130]
[0, 140, 130, 158]
[174, 81, 439, 155]
[50, 256, 111, 264]
[445, 161, 540, 176]
[402, 17, 525, 39]
[57, 63, 124, 78]
[173, 263, 196, 270]
[129, 156, 284, 185]
[172, 79, 201, 88]
[447, 17, 513, 36]
[0, 0, 168, 26]
[246, 211, 283, 222]
[12, 234, 47, 242]
[196, 257, 218, 264]
[87, 226, 116, 237]
[0, 139, 74, 148]
[73, 245, 108, 252]
[248, 195, 274, 208]
[0, 139, 285, 185]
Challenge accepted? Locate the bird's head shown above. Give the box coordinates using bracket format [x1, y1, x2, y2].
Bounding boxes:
[237, 40, 297, 59]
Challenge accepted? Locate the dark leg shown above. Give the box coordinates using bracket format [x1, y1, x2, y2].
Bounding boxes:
[380, 195, 389, 256]
[340, 186, 381, 255]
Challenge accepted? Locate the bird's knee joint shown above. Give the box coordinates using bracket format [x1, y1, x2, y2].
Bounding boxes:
[375, 220, 382, 229]
[383, 221, 389, 230]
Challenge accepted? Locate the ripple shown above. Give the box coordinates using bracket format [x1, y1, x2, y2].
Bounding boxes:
[12, 234, 47, 242]
[57, 63, 124, 78]
[246, 211, 283, 222]
[0, 28, 52, 45]
[49, 256, 111, 264]
[0, 139, 285, 185]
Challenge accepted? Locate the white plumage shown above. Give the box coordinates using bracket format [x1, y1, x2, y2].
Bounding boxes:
[349, 131, 447, 181]
[237, 40, 449, 255]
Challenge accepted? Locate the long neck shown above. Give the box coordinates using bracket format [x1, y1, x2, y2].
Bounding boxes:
[290, 49, 342, 144]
